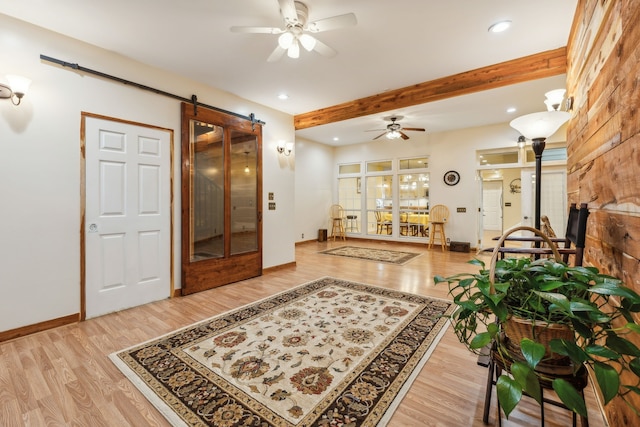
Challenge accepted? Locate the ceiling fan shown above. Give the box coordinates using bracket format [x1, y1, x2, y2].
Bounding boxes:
[367, 116, 426, 140]
[230, 0, 357, 62]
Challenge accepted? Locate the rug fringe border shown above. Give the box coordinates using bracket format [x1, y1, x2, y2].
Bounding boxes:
[376, 316, 451, 426]
[108, 352, 191, 427]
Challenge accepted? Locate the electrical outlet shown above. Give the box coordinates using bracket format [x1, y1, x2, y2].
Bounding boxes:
[302, 233, 304, 239]
[446, 238, 451, 243]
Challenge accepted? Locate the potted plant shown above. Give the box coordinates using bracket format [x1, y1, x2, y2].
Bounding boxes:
[434, 231, 640, 419]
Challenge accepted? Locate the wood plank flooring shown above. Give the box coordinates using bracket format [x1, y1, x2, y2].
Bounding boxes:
[0, 239, 607, 426]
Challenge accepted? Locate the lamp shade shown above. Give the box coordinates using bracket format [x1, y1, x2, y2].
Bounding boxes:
[510, 111, 570, 140]
[299, 34, 316, 51]
[544, 89, 566, 111]
[278, 32, 294, 49]
[6, 75, 31, 96]
[287, 40, 300, 58]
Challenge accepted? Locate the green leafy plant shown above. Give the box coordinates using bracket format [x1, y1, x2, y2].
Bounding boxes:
[435, 257, 640, 418]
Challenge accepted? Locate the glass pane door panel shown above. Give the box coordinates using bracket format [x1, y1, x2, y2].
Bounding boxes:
[366, 175, 392, 236]
[230, 131, 258, 255]
[190, 120, 224, 261]
[338, 177, 361, 233]
[399, 173, 429, 238]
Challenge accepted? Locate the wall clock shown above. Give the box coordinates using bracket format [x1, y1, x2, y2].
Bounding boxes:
[444, 170, 460, 186]
[509, 178, 522, 194]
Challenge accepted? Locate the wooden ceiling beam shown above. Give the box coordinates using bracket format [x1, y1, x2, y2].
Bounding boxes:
[294, 47, 567, 130]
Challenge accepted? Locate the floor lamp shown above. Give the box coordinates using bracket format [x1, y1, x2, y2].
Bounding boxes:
[510, 110, 570, 230]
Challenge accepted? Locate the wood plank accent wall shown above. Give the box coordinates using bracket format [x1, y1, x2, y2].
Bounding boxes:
[566, 1, 640, 425]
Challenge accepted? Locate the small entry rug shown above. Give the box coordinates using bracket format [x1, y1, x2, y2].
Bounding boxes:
[110, 277, 453, 426]
[319, 246, 421, 265]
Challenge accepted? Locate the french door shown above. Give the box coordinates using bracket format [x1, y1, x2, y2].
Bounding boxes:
[181, 103, 262, 295]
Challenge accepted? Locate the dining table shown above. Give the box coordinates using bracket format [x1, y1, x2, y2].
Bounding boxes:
[382, 212, 430, 236]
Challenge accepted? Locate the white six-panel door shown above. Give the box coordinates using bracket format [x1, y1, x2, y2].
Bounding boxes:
[482, 180, 503, 231]
[84, 116, 171, 318]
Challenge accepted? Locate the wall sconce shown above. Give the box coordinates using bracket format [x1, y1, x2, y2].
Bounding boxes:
[516, 135, 526, 149]
[544, 89, 566, 111]
[0, 75, 31, 106]
[276, 141, 294, 156]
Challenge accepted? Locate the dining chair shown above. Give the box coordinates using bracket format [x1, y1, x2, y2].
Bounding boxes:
[374, 211, 392, 234]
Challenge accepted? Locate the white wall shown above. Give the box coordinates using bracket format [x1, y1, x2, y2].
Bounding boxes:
[0, 15, 295, 332]
[294, 137, 334, 242]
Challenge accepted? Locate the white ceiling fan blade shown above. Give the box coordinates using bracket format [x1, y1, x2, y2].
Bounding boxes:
[267, 45, 287, 62]
[230, 26, 284, 34]
[307, 13, 357, 33]
[312, 38, 337, 57]
[278, 0, 298, 25]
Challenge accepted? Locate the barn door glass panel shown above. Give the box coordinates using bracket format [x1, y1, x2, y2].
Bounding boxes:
[230, 131, 258, 255]
[190, 120, 224, 261]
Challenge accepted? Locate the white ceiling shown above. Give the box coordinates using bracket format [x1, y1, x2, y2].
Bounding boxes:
[1, 0, 577, 146]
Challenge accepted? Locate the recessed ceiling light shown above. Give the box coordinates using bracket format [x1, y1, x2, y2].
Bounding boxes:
[488, 20, 511, 33]
[507, 107, 516, 113]
[333, 137, 339, 141]
[278, 93, 289, 100]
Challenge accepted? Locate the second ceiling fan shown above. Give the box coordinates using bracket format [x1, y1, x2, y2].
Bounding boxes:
[368, 116, 426, 140]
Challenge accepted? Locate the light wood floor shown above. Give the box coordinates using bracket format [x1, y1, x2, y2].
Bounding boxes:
[0, 239, 607, 427]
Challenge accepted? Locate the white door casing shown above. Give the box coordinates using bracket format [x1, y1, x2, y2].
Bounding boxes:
[521, 169, 535, 229]
[85, 117, 171, 318]
[539, 170, 567, 237]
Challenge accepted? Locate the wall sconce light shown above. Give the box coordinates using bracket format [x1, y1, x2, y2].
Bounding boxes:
[276, 141, 294, 156]
[516, 135, 526, 149]
[544, 89, 566, 111]
[0, 75, 31, 106]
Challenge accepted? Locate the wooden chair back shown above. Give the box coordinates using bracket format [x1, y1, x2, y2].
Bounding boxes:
[562, 203, 590, 266]
[429, 205, 449, 223]
[491, 203, 590, 267]
[330, 204, 344, 219]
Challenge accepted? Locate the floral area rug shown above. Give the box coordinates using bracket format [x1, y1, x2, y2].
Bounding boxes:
[319, 246, 421, 265]
[110, 277, 453, 426]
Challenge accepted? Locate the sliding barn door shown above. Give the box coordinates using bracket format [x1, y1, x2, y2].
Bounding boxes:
[181, 103, 262, 295]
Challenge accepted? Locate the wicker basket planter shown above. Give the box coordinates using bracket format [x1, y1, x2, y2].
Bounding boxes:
[502, 315, 576, 375]
[503, 315, 574, 359]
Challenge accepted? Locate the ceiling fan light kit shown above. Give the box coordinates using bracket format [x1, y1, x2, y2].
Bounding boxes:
[367, 115, 425, 141]
[230, 0, 356, 62]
